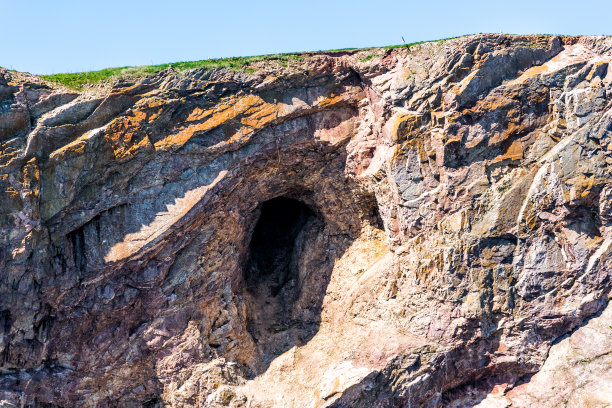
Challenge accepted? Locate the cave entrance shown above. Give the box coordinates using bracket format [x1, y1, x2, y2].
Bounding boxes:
[245, 197, 314, 296]
[243, 196, 323, 367]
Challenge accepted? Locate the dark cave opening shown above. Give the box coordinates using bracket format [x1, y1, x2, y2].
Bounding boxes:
[245, 197, 315, 297]
[365, 194, 384, 231]
[243, 196, 327, 370]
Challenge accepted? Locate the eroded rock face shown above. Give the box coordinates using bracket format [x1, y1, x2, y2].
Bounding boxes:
[0, 34, 611, 407]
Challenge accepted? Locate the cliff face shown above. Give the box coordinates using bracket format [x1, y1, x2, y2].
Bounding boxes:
[0, 34, 611, 407]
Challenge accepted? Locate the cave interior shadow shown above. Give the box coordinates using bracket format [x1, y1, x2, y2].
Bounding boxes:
[241, 193, 380, 377]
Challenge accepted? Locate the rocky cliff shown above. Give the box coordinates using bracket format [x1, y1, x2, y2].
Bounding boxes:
[0, 34, 611, 407]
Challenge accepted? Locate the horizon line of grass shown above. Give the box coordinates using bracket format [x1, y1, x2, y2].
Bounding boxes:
[35, 34, 473, 90]
[38, 52, 307, 91]
[13, 32, 612, 90]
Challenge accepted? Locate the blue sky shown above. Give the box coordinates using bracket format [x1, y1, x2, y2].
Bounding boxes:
[2, 0, 611, 74]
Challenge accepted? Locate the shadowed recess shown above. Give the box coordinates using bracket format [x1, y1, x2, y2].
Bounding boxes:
[245, 197, 315, 296]
[242, 196, 336, 373]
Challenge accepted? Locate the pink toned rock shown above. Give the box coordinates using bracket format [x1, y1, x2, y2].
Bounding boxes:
[0, 34, 611, 407]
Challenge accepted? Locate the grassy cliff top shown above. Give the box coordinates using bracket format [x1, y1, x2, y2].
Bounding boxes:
[39, 53, 303, 90]
[37, 36, 467, 90]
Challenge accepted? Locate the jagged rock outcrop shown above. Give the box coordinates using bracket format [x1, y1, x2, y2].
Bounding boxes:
[0, 34, 611, 407]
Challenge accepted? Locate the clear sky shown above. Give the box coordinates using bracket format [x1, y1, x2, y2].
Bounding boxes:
[2, 0, 611, 75]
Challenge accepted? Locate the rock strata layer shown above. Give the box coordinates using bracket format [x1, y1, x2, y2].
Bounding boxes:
[0, 34, 611, 407]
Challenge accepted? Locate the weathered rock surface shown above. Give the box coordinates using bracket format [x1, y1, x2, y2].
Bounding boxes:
[0, 34, 611, 407]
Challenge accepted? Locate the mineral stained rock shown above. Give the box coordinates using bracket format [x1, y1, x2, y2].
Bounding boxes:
[0, 34, 611, 407]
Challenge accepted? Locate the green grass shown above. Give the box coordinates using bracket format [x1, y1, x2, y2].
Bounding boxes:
[382, 35, 467, 50]
[39, 53, 305, 90]
[497, 179, 513, 194]
[38, 35, 471, 90]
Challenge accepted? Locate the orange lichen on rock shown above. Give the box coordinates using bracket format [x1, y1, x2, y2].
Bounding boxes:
[392, 113, 422, 143]
[22, 159, 40, 197]
[155, 94, 281, 150]
[104, 115, 153, 160]
[131, 98, 166, 122]
[240, 99, 280, 128]
[491, 139, 524, 163]
[154, 91, 354, 150]
[3, 185, 19, 200]
[317, 94, 345, 108]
